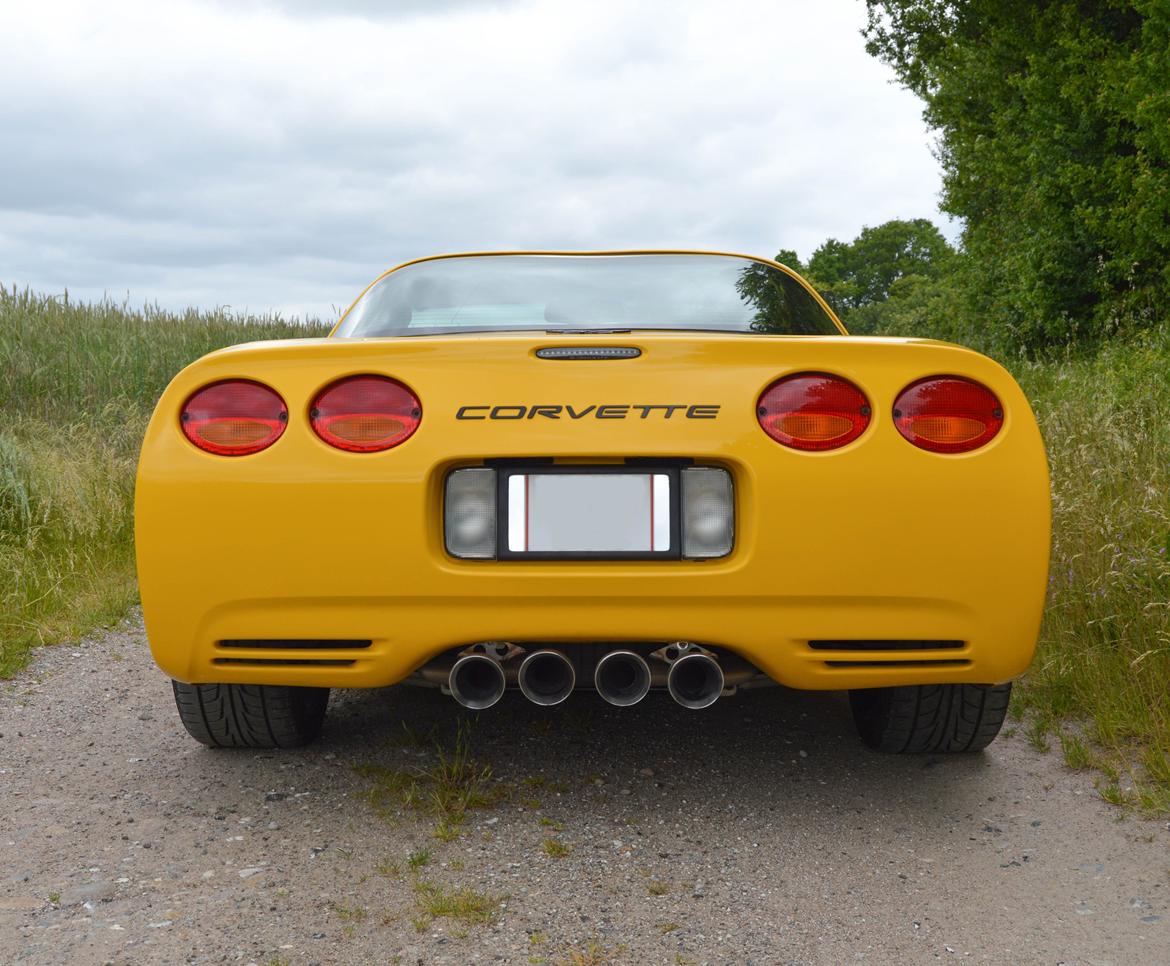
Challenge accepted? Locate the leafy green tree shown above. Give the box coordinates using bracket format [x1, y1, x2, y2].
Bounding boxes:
[804, 218, 954, 315]
[863, 0, 1170, 352]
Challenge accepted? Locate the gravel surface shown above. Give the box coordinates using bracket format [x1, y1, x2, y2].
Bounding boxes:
[2, 616, 1168, 966]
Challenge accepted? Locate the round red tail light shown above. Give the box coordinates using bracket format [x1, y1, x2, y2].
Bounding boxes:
[893, 376, 1003, 453]
[757, 373, 871, 451]
[181, 380, 287, 456]
[311, 375, 421, 452]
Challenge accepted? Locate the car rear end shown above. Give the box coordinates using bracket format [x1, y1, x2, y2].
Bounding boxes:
[137, 332, 1046, 674]
[136, 252, 1050, 751]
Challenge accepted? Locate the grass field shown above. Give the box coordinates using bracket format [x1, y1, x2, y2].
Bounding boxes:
[0, 286, 328, 677]
[1, 285, 1166, 809]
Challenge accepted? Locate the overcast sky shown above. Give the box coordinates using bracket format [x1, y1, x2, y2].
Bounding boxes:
[0, 0, 945, 321]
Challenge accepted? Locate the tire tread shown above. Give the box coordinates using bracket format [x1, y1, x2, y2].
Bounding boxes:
[850, 682, 1011, 754]
[171, 681, 329, 748]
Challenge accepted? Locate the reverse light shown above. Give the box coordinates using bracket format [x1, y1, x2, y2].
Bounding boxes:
[756, 373, 870, 451]
[681, 467, 733, 558]
[180, 380, 287, 456]
[311, 375, 421, 452]
[445, 468, 497, 559]
[893, 376, 1003, 453]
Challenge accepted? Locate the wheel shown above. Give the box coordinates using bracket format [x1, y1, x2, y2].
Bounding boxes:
[849, 682, 1012, 753]
[171, 681, 330, 748]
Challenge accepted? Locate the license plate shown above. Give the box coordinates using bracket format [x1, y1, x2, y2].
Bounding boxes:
[504, 471, 672, 556]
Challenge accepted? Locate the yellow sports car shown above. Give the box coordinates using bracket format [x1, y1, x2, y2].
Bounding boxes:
[136, 251, 1050, 752]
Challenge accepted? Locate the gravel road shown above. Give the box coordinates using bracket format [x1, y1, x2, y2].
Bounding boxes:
[2, 617, 1168, 966]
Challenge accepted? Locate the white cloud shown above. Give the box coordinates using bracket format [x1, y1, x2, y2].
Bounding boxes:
[0, 0, 942, 320]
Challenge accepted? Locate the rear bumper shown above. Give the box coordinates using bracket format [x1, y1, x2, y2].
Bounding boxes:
[155, 588, 1031, 691]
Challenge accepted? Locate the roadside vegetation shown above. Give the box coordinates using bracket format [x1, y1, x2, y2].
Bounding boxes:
[1013, 334, 1170, 812]
[0, 284, 326, 676]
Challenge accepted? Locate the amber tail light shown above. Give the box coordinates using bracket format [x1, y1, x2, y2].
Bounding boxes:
[180, 380, 287, 456]
[893, 376, 1003, 453]
[756, 373, 871, 451]
[311, 375, 422, 452]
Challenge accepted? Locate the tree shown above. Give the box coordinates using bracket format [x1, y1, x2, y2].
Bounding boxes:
[863, 1, 1170, 352]
[804, 218, 954, 314]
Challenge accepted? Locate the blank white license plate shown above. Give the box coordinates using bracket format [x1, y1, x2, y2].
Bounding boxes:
[507, 473, 671, 553]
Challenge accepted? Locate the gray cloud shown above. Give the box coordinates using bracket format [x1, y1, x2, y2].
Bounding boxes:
[0, 0, 944, 321]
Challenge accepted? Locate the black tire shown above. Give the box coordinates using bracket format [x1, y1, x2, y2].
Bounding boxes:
[849, 682, 1012, 753]
[171, 681, 330, 748]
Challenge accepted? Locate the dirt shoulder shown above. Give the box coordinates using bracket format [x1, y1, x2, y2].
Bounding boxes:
[1, 617, 1167, 965]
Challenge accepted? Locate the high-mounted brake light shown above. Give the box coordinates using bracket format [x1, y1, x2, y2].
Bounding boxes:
[181, 380, 287, 456]
[893, 376, 1003, 453]
[756, 373, 870, 451]
[311, 375, 421, 452]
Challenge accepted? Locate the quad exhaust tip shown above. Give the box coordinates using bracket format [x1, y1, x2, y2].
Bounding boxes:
[595, 650, 652, 707]
[667, 651, 725, 710]
[449, 654, 507, 710]
[518, 650, 576, 706]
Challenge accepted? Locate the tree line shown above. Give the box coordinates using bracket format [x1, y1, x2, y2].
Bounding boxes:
[786, 1, 1169, 356]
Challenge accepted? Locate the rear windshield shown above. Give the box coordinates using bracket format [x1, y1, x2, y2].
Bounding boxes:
[333, 253, 839, 338]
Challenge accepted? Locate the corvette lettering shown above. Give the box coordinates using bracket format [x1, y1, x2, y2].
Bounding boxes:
[455, 404, 720, 420]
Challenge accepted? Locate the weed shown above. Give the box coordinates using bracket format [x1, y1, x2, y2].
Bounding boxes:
[541, 838, 572, 859]
[375, 860, 402, 878]
[1025, 717, 1052, 754]
[556, 938, 617, 966]
[1098, 782, 1133, 807]
[357, 722, 501, 840]
[657, 921, 681, 934]
[539, 817, 564, 831]
[412, 880, 499, 929]
[1059, 732, 1094, 770]
[329, 902, 367, 923]
[647, 880, 670, 896]
[407, 847, 432, 871]
[433, 817, 465, 842]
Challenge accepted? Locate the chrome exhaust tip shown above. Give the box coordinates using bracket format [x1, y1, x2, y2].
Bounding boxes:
[449, 654, 506, 710]
[518, 650, 575, 706]
[594, 650, 652, 707]
[667, 652, 724, 709]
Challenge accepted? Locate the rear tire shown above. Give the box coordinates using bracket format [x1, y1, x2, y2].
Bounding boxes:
[849, 682, 1011, 753]
[172, 681, 330, 748]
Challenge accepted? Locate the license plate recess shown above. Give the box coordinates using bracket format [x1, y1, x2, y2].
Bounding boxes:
[496, 465, 681, 560]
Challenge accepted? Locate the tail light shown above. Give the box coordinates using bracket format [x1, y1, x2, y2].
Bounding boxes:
[757, 373, 870, 451]
[893, 376, 1003, 453]
[180, 380, 287, 456]
[311, 375, 421, 452]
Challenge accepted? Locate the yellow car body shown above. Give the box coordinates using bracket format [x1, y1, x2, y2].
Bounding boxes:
[136, 251, 1050, 713]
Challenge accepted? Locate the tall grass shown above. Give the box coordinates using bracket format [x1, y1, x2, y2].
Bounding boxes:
[1014, 329, 1170, 810]
[0, 285, 327, 675]
[0, 285, 1166, 807]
